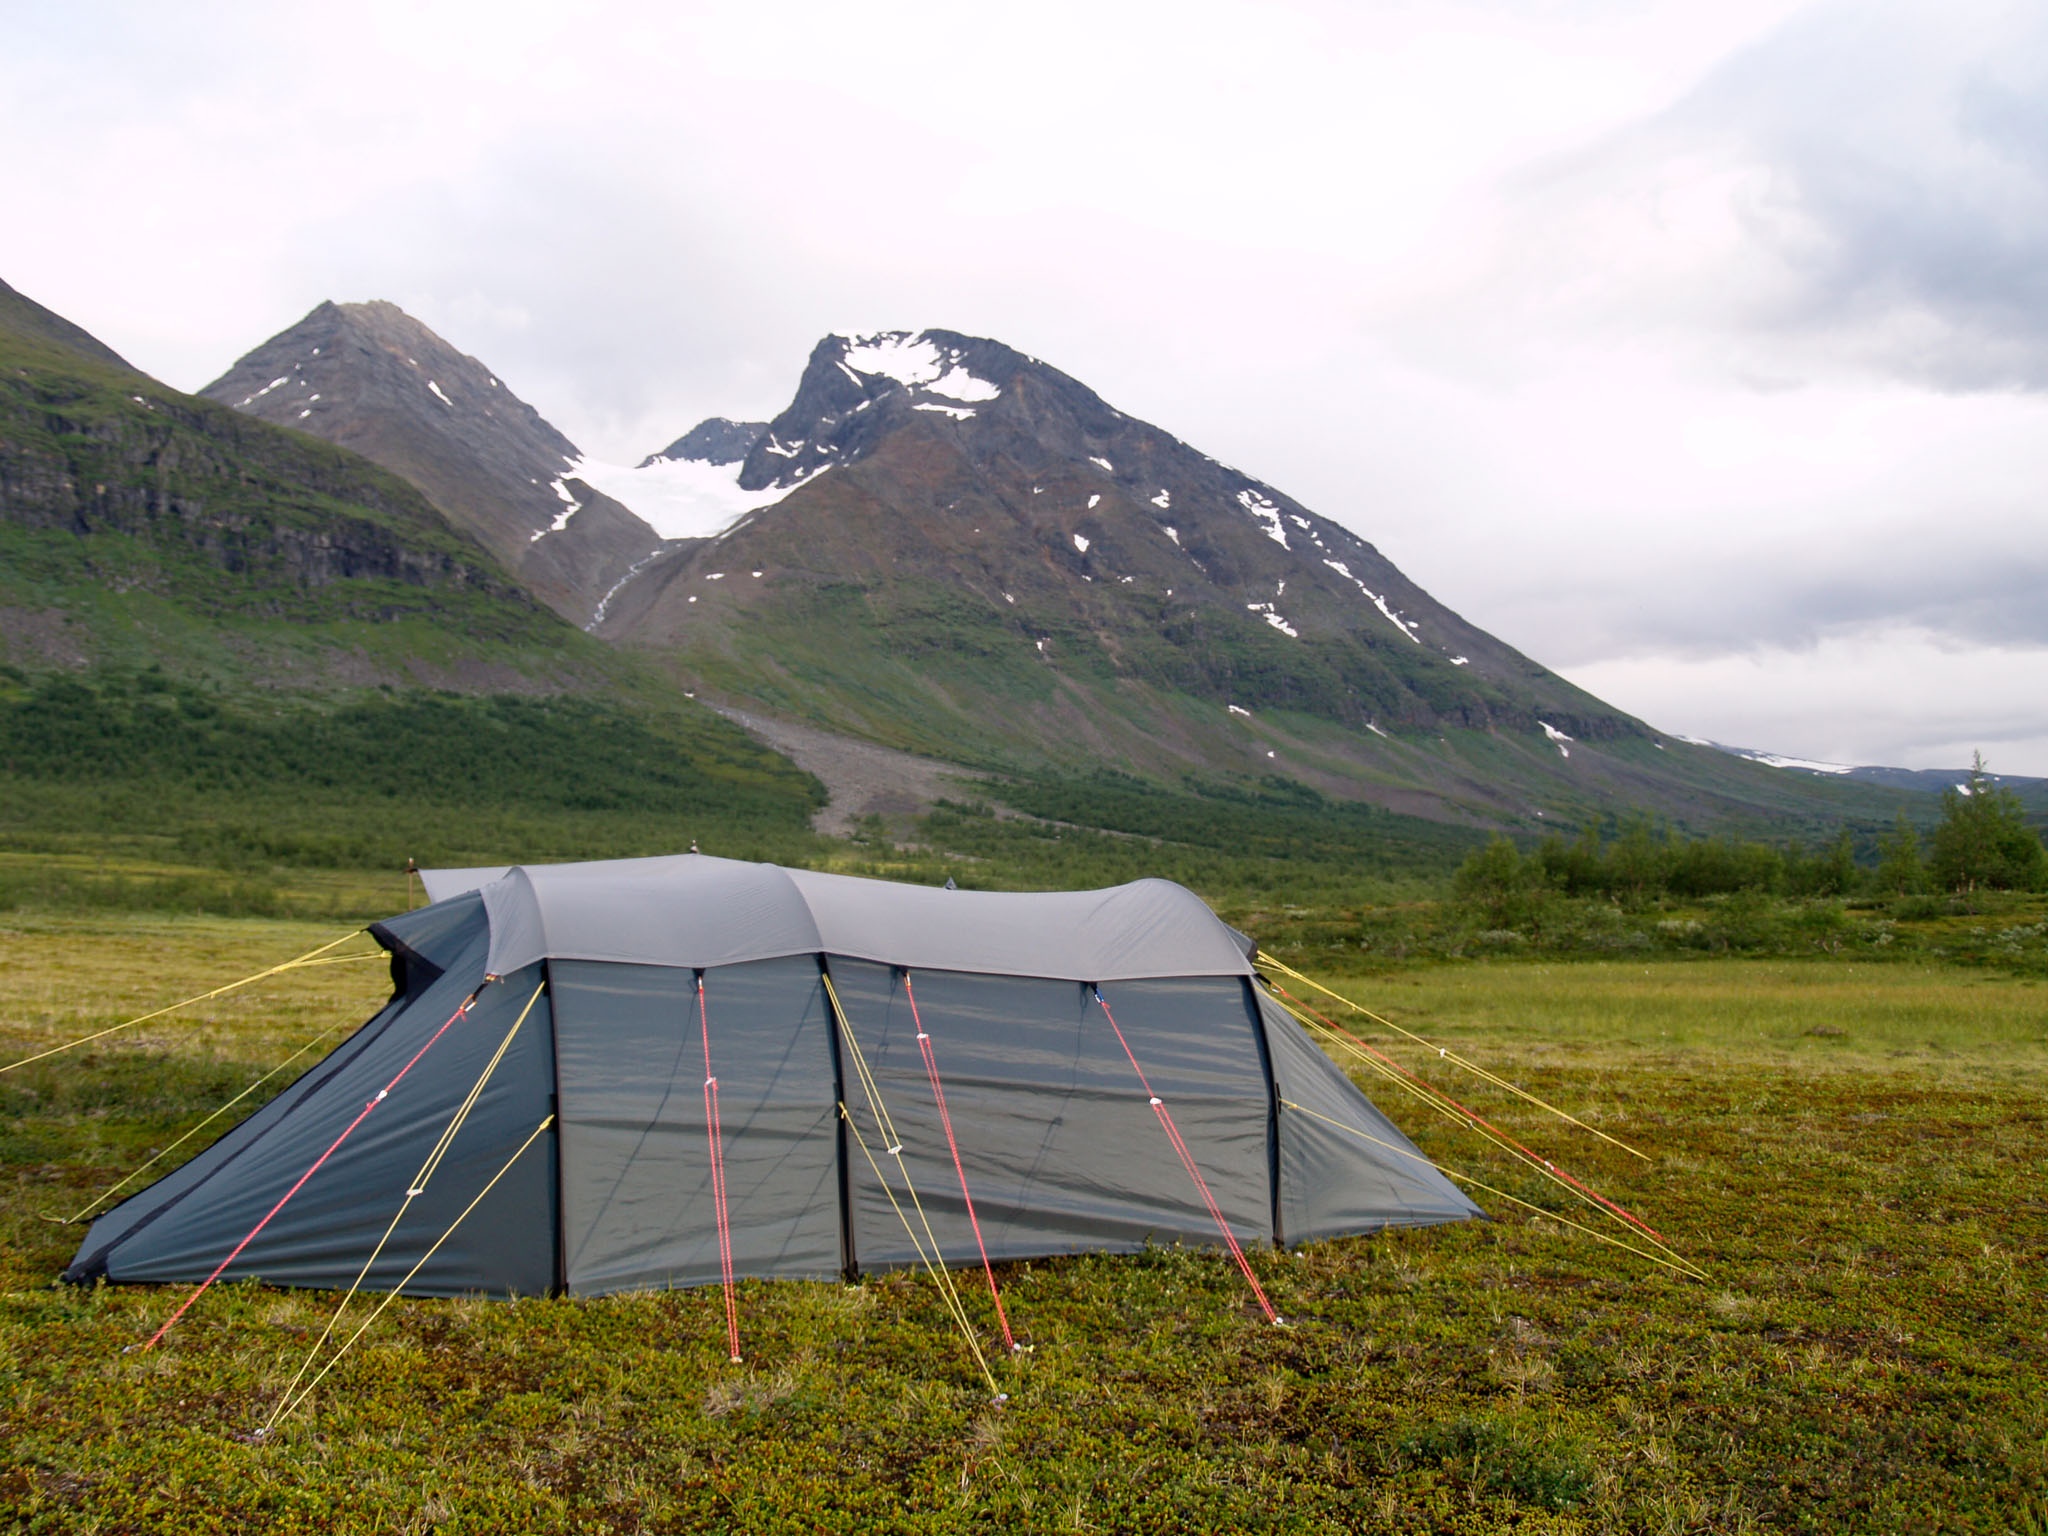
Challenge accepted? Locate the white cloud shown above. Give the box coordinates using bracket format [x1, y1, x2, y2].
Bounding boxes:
[1, 0, 2041, 774]
[1567, 627, 2048, 774]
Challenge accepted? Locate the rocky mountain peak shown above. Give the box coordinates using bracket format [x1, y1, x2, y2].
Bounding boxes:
[642, 416, 768, 468]
[203, 301, 664, 625]
[732, 330, 1031, 495]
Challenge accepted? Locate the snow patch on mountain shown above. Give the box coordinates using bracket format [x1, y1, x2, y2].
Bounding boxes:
[841, 332, 1000, 402]
[1321, 559, 1422, 643]
[585, 545, 671, 631]
[1237, 489, 1289, 548]
[1729, 746, 1855, 775]
[1751, 752, 1854, 774]
[1540, 722, 1573, 758]
[565, 454, 817, 542]
[530, 478, 583, 541]
[1246, 601, 1299, 638]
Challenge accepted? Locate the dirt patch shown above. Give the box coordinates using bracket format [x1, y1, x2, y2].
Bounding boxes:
[0, 607, 93, 669]
[713, 705, 985, 837]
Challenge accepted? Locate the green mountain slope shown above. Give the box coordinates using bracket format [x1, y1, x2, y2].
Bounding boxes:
[0, 282, 826, 873]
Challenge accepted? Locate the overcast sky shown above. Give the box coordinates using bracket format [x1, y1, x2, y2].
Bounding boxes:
[6, 0, 2045, 774]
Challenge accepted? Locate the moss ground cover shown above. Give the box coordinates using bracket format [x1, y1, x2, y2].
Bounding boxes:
[0, 918, 2043, 1533]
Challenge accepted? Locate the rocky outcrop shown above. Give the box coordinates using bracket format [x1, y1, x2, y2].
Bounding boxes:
[643, 417, 768, 467]
[2, 321, 544, 628]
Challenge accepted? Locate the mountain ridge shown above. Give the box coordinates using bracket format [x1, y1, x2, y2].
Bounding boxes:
[0, 285, 581, 689]
[0, 278, 139, 373]
[200, 300, 670, 625]
[184, 308, 1930, 835]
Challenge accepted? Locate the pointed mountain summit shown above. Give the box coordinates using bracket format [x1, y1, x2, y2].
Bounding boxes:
[597, 328, 1719, 822]
[202, 301, 667, 624]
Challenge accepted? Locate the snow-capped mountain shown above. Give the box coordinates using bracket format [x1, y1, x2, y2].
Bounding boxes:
[1686, 738, 2048, 805]
[169, 306, 1934, 825]
[586, 328, 1681, 814]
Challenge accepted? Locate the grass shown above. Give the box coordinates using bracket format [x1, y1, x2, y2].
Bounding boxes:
[1291, 957, 2048, 1073]
[1, 916, 2043, 1531]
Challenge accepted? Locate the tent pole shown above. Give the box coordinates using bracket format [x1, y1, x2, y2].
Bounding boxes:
[818, 956, 857, 1282]
[544, 959, 566, 1300]
[1242, 977, 1286, 1249]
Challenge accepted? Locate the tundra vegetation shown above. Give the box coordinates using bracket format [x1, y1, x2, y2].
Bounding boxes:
[1, 677, 2044, 1531]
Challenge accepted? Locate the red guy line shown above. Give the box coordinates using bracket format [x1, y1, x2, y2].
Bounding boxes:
[903, 975, 1016, 1351]
[138, 986, 485, 1352]
[1269, 982, 1666, 1245]
[699, 978, 741, 1362]
[1093, 986, 1278, 1324]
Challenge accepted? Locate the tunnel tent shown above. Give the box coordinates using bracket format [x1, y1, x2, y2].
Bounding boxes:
[65, 855, 1480, 1303]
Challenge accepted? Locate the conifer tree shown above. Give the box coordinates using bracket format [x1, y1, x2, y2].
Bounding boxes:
[1927, 754, 2047, 893]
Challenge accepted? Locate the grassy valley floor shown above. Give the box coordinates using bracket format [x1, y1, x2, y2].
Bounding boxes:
[0, 916, 2042, 1532]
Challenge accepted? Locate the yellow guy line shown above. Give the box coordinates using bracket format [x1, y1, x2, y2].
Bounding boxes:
[822, 976, 987, 1354]
[1, 929, 370, 1076]
[263, 1112, 556, 1434]
[1279, 1096, 1705, 1280]
[839, 1104, 999, 1396]
[1256, 953, 1651, 1162]
[1267, 990, 1688, 1266]
[821, 973, 1000, 1396]
[822, 974, 906, 1150]
[262, 981, 545, 1436]
[825, 976, 969, 1312]
[60, 1014, 360, 1225]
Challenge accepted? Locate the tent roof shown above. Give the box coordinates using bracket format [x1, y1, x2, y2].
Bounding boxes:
[419, 855, 1258, 983]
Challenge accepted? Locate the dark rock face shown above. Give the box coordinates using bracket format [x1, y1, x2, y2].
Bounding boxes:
[201, 301, 663, 626]
[643, 417, 768, 467]
[0, 312, 545, 632]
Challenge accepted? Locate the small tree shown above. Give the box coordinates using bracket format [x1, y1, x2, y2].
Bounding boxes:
[1875, 811, 1924, 895]
[1805, 828, 1858, 898]
[1537, 823, 1603, 897]
[1606, 816, 1665, 905]
[1927, 753, 2048, 893]
[1454, 835, 1530, 925]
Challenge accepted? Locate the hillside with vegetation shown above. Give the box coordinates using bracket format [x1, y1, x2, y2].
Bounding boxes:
[0, 282, 830, 894]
